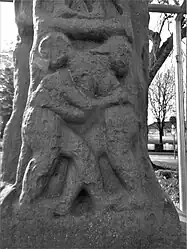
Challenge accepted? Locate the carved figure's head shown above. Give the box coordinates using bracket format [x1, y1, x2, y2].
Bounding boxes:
[38, 32, 72, 66]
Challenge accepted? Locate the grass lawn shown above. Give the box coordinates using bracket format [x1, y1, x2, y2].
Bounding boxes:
[155, 169, 179, 206]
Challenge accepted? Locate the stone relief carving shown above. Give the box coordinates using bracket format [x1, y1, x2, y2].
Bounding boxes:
[0, 1, 181, 248]
[8, 0, 140, 213]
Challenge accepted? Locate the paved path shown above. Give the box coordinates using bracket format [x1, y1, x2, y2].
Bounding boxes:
[149, 154, 178, 170]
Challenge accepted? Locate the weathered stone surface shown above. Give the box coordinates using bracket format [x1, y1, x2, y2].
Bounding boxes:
[0, 0, 181, 248]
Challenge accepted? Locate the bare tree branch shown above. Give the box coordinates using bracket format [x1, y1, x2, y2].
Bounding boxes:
[149, 25, 186, 84]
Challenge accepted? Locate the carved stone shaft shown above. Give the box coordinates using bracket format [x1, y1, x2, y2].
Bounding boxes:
[0, 1, 182, 249]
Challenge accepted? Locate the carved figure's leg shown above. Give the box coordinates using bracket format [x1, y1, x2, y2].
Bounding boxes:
[0, 141, 32, 213]
[54, 124, 110, 214]
[53, 162, 82, 216]
[19, 148, 59, 206]
[104, 105, 140, 192]
[17, 108, 62, 205]
[60, 124, 101, 186]
[15, 141, 32, 190]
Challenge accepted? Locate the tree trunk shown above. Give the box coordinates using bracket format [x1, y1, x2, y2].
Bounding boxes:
[157, 127, 164, 151]
[159, 128, 163, 145]
[149, 26, 186, 83]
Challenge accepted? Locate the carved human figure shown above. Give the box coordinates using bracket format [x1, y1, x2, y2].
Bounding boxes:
[2, 0, 141, 212]
[12, 31, 130, 210]
[49, 0, 142, 212]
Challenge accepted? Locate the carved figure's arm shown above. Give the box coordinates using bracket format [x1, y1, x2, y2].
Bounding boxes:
[57, 70, 129, 109]
[46, 102, 87, 123]
[62, 82, 129, 110]
[91, 87, 129, 109]
[35, 69, 91, 110]
[31, 85, 87, 123]
[57, 70, 92, 109]
[39, 6, 133, 42]
[38, 69, 129, 114]
[57, 69, 129, 110]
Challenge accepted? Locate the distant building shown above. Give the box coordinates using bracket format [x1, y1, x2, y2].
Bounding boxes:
[148, 121, 187, 136]
[148, 121, 175, 136]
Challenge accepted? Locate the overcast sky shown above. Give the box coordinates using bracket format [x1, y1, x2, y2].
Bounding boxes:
[0, 3, 17, 52]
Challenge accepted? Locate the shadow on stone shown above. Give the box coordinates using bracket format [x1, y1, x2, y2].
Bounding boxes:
[70, 188, 94, 217]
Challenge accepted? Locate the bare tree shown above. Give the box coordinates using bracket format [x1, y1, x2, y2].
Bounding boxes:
[148, 68, 175, 150]
[0, 67, 14, 138]
[148, 0, 186, 84]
